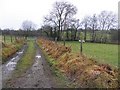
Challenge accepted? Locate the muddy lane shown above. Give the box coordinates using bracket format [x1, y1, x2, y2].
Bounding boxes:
[6, 43, 58, 88]
[2, 44, 28, 82]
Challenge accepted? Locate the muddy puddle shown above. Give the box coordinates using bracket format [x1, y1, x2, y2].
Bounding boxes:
[2, 45, 27, 81]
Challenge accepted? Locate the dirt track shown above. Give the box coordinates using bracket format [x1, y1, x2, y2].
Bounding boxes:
[2, 44, 27, 82]
[4, 43, 68, 88]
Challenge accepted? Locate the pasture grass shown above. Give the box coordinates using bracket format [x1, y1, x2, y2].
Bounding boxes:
[59, 41, 118, 67]
[2, 35, 16, 44]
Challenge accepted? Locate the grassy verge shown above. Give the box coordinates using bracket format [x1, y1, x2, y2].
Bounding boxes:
[2, 39, 25, 64]
[14, 40, 36, 77]
[59, 41, 118, 67]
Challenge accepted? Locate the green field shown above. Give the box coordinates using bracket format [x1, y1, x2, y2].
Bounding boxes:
[2, 35, 16, 43]
[59, 41, 118, 67]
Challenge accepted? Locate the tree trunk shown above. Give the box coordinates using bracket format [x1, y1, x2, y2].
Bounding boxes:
[71, 29, 72, 40]
[80, 40, 83, 53]
[84, 24, 87, 41]
[92, 29, 95, 42]
[58, 20, 61, 40]
[74, 29, 77, 40]
[84, 29, 87, 41]
[66, 30, 69, 40]
[57, 30, 60, 40]
[3, 35, 6, 42]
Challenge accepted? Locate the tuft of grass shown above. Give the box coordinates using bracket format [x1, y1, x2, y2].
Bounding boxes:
[59, 41, 118, 67]
[14, 40, 36, 77]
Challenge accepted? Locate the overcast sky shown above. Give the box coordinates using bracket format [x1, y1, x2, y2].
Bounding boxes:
[0, 0, 119, 30]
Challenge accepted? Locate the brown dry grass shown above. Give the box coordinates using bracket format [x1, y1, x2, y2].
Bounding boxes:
[37, 38, 119, 88]
[2, 38, 25, 64]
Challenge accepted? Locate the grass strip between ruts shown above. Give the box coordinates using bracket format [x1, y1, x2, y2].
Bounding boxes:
[14, 40, 36, 77]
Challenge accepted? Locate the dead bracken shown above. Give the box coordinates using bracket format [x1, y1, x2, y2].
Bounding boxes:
[2, 39, 25, 64]
[37, 38, 119, 88]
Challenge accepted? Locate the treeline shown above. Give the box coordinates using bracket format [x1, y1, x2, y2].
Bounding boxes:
[0, 27, 118, 44]
[42, 1, 118, 44]
[41, 26, 118, 44]
[0, 29, 42, 42]
[0, 1, 118, 44]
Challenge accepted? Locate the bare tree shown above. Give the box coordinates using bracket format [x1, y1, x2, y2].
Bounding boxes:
[70, 19, 81, 40]
[98, 11, 117, 42]
[44, 1, 77, 40]
[81, 11, 117, 43]
[81, 16, 91, 41]
[41, 25, 53, 37]
[90, 14, 98, 42]
[22, 20, 36, 39]
[22, 20, 36, 31]
[98, 11, 117, 30]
